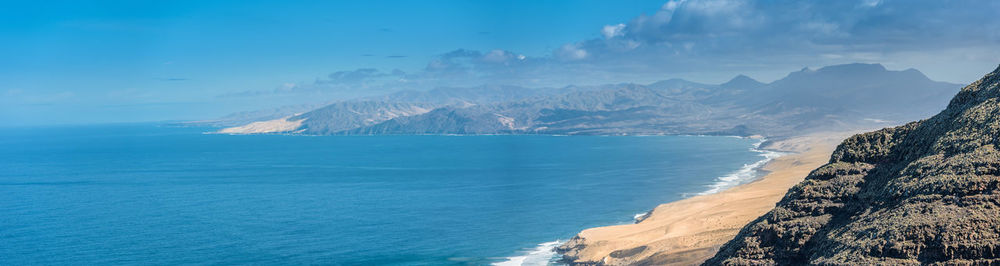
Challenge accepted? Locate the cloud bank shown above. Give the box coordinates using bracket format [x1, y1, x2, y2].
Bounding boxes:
[228, 0, 1000, 99]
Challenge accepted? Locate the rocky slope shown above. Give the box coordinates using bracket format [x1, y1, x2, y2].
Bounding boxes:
[706, 65, 1000, 265]
[291, 101, 434, 134]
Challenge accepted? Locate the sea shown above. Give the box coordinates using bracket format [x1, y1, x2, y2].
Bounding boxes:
[0, 123, 779, 265]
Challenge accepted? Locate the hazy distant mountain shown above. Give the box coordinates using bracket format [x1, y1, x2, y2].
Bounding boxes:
[177, 102, 328, 127]
[290, 101, 435, 134]
[707, 65, 1000, 265]
[374, 84, 563, 105]
[719, 75, 766, 90]
[753, 64, 957, 121]
[216, 63, 961, 136]
[288, 85, 567, 134]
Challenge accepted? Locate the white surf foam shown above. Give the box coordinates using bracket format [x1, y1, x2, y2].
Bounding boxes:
[699, 139, 785, 195]
[493, 240, 563, 266]
[633, 211, 649, 223]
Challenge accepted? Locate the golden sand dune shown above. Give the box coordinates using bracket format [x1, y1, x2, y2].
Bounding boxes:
[217, 117, 305, 134]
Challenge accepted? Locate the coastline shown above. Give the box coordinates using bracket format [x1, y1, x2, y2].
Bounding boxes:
[697, 137, 785, 196]
[556, 132, 855, 265]
[494, 135, 777, 266]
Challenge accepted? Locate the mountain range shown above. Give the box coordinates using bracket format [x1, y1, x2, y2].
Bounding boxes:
[211, 63, 960, 137]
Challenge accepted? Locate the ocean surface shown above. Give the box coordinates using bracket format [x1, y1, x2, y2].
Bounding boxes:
[0, 124, 775, 265]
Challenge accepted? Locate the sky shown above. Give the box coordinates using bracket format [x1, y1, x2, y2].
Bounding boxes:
[2, 0, 999, 126]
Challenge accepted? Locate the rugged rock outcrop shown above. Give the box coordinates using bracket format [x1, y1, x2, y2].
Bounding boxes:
[706, 65, 1000, 265]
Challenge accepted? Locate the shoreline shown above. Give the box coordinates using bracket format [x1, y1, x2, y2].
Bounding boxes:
[696, 137, 785, 196]
[555, 132, 855, 265]
[493, 135, 781, 266]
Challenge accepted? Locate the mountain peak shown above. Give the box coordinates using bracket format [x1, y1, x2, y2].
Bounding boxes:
[772, 63, 932, 89]
[946, 63, 1000, 109]
[646, 78, 707, 90]
[815, 63, 887, 73]
[720, 74, 765, 89]
[729, 74, 754, 81]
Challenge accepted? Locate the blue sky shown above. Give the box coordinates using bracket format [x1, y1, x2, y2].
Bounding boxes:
[2, 0, 999, 126]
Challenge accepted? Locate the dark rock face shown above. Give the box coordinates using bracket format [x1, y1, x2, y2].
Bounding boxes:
[706, 65, 1000, 265]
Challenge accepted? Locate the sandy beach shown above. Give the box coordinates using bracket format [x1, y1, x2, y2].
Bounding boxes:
[557, 132, 855, 265]
[216, 116, 305, 134]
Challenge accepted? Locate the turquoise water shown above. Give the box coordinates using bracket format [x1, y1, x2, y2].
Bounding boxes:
[0, 124, 767, 265]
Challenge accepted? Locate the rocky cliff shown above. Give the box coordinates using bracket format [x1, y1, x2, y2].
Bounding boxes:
[706, 65, 1000, 264]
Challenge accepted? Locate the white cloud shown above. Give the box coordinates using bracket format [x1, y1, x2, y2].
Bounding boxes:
[227, 0, 1000, 99]
[555, 44, 588, 60]
[683, 0, 745, 15]
[601, 23, 626, 39]
[483, 49, 513, 63]
[860, 0, 881, 7]
[663, 0, 687, 11]
[275, 83, 297, 93]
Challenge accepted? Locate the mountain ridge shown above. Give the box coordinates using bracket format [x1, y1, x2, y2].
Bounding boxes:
[215, 63, 961, 137]
[706, 64, 1000, 265]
